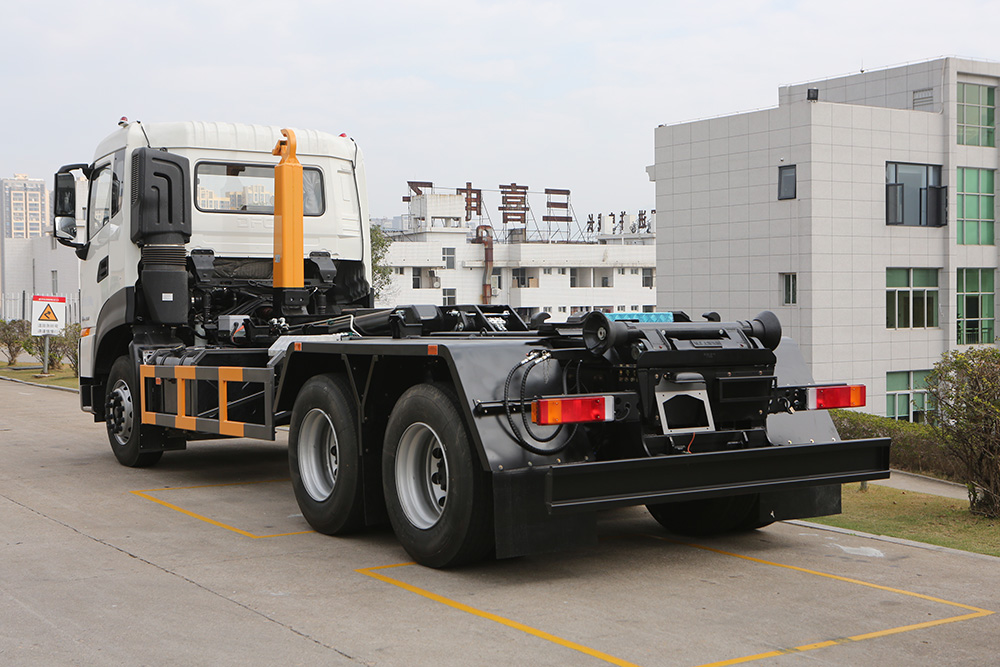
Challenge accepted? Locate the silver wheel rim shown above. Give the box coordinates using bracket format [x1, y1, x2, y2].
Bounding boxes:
[395, 422, 449, 529]
[109, 379, 134, 446]
[299, 408, 339, 502]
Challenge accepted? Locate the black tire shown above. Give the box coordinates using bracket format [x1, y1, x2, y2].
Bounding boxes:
[288, 374, 364, 535]
[382, 383, 493, 568]
[105, 356, 164, 468]
[647, 494, 759, 537]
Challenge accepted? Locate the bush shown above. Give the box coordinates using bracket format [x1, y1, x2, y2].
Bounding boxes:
[54, 323, 81, 377]
[23, 334, 63, 371]
[0, 319, 30, 365]
[830, 409, 963, 480]
[924, 347, 1000, 518]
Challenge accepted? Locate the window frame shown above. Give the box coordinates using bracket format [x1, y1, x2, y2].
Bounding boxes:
[957, 268, 995, 344]
[886, 370, 931, 422]
[777, 165, 797, 200]
[886, 268, 940, 329]
[193, 161, 326, 216]
[780, 273, 797, 305]
[957, 167, 995, 245]
[885, 162, 945, 227]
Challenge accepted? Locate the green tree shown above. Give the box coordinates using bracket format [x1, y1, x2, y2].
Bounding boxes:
[370, 222, 394, 300]
[924, 347, 1000, 517]
[0, 319, 31, 365]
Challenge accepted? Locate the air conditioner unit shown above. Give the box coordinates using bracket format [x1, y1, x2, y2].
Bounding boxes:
[432, 278, 441, 289]
[491, 287, 500, 297]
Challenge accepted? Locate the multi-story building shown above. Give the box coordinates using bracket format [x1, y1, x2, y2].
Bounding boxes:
[2, 174, 49, 239]
[648, 56, 1000, 421]
[379, 191, 656, 320]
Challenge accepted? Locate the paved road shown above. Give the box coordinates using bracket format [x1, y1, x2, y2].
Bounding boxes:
[1, 380, 997, 666]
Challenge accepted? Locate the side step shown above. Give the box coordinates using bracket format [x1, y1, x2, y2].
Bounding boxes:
[138, 365, 274, 439]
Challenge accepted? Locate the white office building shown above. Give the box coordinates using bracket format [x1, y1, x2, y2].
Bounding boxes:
[379, 190, 657, 322]
[648, 56, 1000, 421]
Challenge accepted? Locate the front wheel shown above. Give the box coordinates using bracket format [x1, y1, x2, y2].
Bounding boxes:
[288, 374, 364, 534]
[105, 356, 163, 468]
[382, 383, 493, 568]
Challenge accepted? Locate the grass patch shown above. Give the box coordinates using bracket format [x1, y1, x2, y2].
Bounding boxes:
[0, 363, 79, 390]
[811, 483, 1000, 558]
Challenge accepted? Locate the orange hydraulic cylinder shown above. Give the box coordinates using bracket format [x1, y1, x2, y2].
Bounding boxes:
[272, 128, 304, 288]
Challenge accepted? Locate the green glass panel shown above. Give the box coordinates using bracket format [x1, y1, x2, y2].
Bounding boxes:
[968, 195, 981, 219]
[966, 220, 980, 244]
[898, 291, 910, 327]
[987, 128, 996, 147]
[913, 393, 926, 410]
[983, 170, 995, 194]
[987, 107, 996, 127]
[969, 126, 982, 146]
[912, 268, 938, 287]
[968, 85, 981, 105]
[913, 370, 930, 389]
[927, 290, 939, 326]
[985, 196, 995, 221]
[886, 268, 909, 287]
[886, 396, 896, 418]
[988, 86, 996, 106]
[958, 84, 966, 103]
[983, 270, 994, 293]
[965, 169, 980, 193]
[887, 371, 910, 392]
[913, 291, 926, 327]
[983, 221, 994, 245]
[985, 320, 995, 342]
[968, 105, 982, 125]
[957, 269, 965, 293]
[957, 193, 966, 219]
[985, 297, 995, 318]
[886, 291, 896, 328]
[897, 395, 910, 419]
[957, 126, 968, 145]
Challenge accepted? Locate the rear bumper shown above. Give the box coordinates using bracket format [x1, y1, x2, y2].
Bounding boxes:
[492, 438, 890, 558]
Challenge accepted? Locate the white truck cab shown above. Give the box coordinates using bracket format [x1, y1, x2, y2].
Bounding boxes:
[54, 121, 373, 425]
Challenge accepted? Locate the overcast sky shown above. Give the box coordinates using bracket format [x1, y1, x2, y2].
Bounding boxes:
[2, 1, 998, 221]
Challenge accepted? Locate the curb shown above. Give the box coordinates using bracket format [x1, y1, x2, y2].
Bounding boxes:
[887, 468, 967, 491]
[0, 374, 79, 393]
[790, 519, 1000, 563]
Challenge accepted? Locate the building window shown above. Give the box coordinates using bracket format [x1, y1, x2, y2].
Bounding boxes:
[780, 273, 797, 305]
[558, 306, 567, 313]
[957, 83, 996, 147]
[617, 268, 625, 275]
[958, 268, 995, 344]
[957, 167, 994, 245]
[491, 267, 502, 290]
[559, 268, 567, 275]
[886, 371, 931, 422]
[394, 267, 405, 275]
[912, 88, 933, 110]
[777, 165, 796, 200]
[643, 305, 655, 312]
[631, 268, 639, 275]
[886, 268, 939, 329]
[442, 288, 456, 306]
[51, 271, 59, 294]
[886, 162, 944, 227]
[412, 267, 421, 289]
[569, 268, 578, 288]
[512, 267, 527, 288]
[442, 247, 455, 269]
[543, 268, 552, 275]
[642, 268, 654, 288]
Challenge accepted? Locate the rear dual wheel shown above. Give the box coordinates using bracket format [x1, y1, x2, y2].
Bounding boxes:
[289, 374, 364, 534]
[382, 383, 493, 568]
[646, 494, 771, 536]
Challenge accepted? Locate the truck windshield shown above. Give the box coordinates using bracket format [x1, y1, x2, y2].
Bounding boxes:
[194, 162, 325, 216]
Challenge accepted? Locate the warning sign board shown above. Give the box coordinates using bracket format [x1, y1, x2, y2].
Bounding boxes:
[31, 295, 67, 336]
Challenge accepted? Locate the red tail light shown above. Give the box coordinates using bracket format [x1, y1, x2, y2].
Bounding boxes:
[531, 396, 614, 425]
[808, 385, 866, 409]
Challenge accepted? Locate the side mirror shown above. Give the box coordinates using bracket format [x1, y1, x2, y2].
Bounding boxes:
[52, 164, 89, 252]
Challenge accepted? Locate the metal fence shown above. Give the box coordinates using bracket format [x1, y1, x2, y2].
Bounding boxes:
[1, 291, 81, 325]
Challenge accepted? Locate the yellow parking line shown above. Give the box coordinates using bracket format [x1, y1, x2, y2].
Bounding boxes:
[130, 480, 314, 539]
[357, 563, 642, 667]
[359, 537, 993, 667]
[643, 535, 994, 667]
